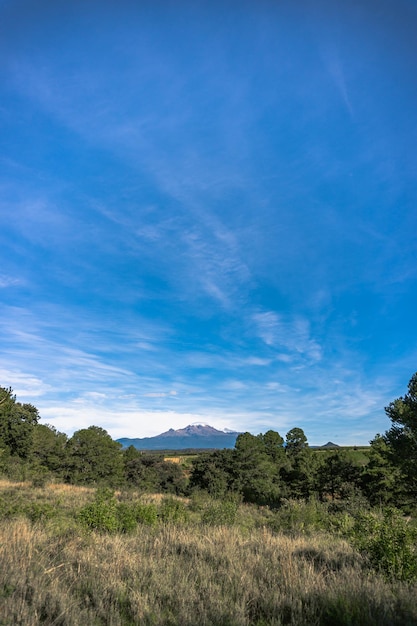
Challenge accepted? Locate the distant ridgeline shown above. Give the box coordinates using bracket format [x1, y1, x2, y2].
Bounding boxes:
[117, 424, 341, 451]
[117, 423, 242, 450]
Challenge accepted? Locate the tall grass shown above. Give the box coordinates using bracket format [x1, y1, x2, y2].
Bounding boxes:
[0, 481, 416, 625]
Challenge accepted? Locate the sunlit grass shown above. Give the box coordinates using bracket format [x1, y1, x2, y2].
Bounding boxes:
[0, 480, 416, 625]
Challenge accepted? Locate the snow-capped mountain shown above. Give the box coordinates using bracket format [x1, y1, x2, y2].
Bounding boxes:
[158, 423, 235, 437]
[117, 424, 242, 450]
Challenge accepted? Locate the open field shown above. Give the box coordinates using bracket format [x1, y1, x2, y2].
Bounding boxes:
[1, 480, 417, 625]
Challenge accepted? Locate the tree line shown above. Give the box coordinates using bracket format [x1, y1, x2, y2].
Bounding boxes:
[1, 372, 416, 510]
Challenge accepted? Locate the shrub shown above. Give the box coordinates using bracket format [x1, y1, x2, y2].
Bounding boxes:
[25, 502, 57, 523]
[201, 499, 238, 526]
[159, 497, 188, 524]
[0, 495, 26, 520]
[115, 502, 138, 533]
[352, 508, 417, 581]
[77, 488, 120, 533]
[269, 498, 327, 534]
[134, 502, 158, 526]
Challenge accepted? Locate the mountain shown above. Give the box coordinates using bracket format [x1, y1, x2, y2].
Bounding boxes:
[117, 423, 242, 450]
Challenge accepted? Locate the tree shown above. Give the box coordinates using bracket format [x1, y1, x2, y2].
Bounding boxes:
[233, 432, 283, 505]
[361, 434, 403, 506]
[285, 428, 308, 457]
[382, 373, 417, 499]
[124, 449, 187, 494]
[189, 449, 235, 498]
[315, 450, 362, 501]
[283, 427, 316, 498]
[0, 386, 39, 459]
[30, 424, 68, 478]
[262, 430, 287, 465]
[66, 426, 124, 486]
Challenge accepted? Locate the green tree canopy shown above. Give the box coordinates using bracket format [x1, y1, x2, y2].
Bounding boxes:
[124, 449, 187, 494]
[315, 450, 362, 501]
[285, 428, 308, 457]
[233, 432, 284, 505]
[189, 449, 235, 498]
[0, 386, 39, 459]
[30, 424, 68, 477]
[283, 427, 316, 497]
[66, 426, 124, 486]
[261, 430, 286, 464]
[383, 372, 417, 498]
[361, 434, 403, 505]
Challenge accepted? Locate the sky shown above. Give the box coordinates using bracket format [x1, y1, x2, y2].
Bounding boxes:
[0, 0, 416, 445]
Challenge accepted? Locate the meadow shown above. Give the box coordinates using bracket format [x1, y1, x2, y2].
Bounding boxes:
[1, 480, 417, 626]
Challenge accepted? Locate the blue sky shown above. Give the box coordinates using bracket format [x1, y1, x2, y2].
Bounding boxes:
[1, 0, 416, 444]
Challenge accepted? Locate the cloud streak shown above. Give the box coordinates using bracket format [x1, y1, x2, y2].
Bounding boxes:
[0, 0, 416, 445]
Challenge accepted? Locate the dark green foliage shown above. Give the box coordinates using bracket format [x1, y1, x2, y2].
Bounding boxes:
[25, 502, 57, 523]
[233, 431, 285, 505]
[268, 498, 329, 535]
[30, 424, 68, 479]
[189, 449, 235, 497]
[0, 387, 39, 460]
[113, 502, 138, 533]
[315, 450, 362, 501]
[123, 449, 187, 494]
[352, 508, 417, 581]
[66, 426, 124, 486]
[0, 491, 57, 523]
[123, 446, 159, 490]
[154, 459, 188, 494]
[383, 372, 417, 500]
[189, 428, 349, 506]
[201, 499, 238, 526]
[282, 429, 317, 498]
[361, 434, 403, 505]
[285, 427, 308, 456]
[0, 493, 27, 520]
[159, 497, 188, 523]
[262, 429, 286, 464]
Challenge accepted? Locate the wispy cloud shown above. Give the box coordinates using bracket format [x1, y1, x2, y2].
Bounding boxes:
[1, 1, 415, 447]
[143, 391, 178, 398]
[323, 49, 354, 118]
[0, 274, 20, 287]
[0, 368, 51, 398]
[252, 310, 322, 363]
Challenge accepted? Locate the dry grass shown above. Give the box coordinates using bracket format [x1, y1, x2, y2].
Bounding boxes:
[1, 519, 417, 625]
[0, 479, 28, 489]
[0, 480, 417, 625]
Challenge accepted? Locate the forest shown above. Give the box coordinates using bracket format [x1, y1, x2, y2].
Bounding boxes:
[0, 373, 417, 625]
[1, 374, 417, 509]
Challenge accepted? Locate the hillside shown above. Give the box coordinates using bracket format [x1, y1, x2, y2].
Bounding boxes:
[117, 423, 242, 450]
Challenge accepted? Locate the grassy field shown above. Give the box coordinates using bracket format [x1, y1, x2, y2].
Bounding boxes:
[0, 480, 416, 626]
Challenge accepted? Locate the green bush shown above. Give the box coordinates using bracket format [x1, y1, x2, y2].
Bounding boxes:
[77, 488, 120, 533]
[352, 508, 417, 581]
[159, 498, 188, 524]
[77, 489, 167, 533]
[115, 502, 138, 533]
[25, 502, 57, 523]
[201, 499, 238, 526]
[269, 498, 327, 534]
[0, 494, 24, 520]
[134, 502, 158, 526]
